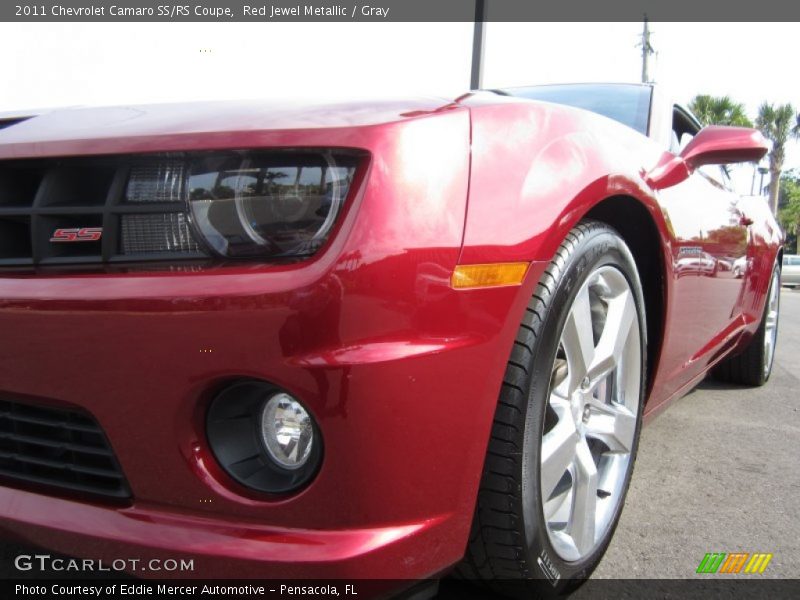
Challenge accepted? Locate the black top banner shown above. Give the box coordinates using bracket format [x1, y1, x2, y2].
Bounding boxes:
[2, 0, 800, 22]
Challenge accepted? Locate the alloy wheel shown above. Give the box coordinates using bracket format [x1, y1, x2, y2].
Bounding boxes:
[540, 265, 641, 562]
[763, 269, 780, 378]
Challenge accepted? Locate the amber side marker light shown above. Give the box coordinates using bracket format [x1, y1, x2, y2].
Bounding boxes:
[451, 262, 530, 289]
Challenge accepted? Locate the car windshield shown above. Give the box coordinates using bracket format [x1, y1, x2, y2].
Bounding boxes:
[500, 84, 652, 135]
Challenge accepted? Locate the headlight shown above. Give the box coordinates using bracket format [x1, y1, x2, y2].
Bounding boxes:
[187, 151, 358, 258]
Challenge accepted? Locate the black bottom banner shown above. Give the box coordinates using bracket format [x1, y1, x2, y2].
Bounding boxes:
[4, 579, 800, 600]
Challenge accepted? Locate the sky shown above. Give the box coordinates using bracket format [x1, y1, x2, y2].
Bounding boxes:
[0, 21, 797, 177]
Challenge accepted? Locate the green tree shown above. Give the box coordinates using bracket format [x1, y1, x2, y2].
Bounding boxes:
[756, 102, 800, 215]
[689, 95, 752, 127]
[778, 171, 800, 253]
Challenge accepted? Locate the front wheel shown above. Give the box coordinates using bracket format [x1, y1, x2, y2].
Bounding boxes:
[713, 264, 780, 386]
[459, 221, 646, 597]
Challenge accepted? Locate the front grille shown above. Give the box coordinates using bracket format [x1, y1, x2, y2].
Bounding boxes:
[121, 212, 201, 254]
[0, 398, 131, 500]
[0, 155, 208, 267]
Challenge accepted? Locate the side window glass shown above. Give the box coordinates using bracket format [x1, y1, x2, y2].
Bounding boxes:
[670, 107, 698, 155]
[678, 132, 694, 152]
[669, 131, 680, 154]
[698, 164, 726, 189]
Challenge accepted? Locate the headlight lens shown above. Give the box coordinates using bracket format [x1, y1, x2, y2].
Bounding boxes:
[187, 151, 357, 258]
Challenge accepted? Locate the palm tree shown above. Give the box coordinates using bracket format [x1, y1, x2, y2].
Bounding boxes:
[689, 95, 752, 127]
[755, 102, 800, 214]
[777, 172, 800, 252]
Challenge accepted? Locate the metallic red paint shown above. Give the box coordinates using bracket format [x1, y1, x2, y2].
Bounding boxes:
[647, 125, 768, 189]
[0, 93, 782, 585]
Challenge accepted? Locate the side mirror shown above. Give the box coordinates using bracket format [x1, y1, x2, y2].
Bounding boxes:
[647, 126, 769, 190]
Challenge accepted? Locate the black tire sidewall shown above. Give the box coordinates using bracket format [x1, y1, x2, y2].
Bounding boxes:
[519, 226, 647, 591]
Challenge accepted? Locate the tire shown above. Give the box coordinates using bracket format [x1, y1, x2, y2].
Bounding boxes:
[713, 264, 780, 386]
[458, 220, 647, 598]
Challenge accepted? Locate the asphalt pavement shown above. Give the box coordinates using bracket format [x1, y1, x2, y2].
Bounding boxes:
[1, 290, 798, 592]
[587, 286, 800, 580]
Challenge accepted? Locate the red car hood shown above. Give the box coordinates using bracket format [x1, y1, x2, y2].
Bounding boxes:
[0, 96, 459, 159]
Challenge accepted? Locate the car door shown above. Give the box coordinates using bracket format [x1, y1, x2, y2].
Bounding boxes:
[655, 106, 751, 395]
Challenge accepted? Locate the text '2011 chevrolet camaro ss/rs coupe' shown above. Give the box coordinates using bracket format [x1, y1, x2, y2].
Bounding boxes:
[0, 83, 782, 597]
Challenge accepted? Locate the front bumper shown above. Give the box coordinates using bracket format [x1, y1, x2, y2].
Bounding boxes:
[0, 484, 446, 579]
[0, 255, 543, 580]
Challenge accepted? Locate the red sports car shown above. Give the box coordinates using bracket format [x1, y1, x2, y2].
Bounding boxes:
[0, 83, 782, 596]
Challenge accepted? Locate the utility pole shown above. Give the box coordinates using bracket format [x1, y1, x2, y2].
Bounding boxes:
[639, 15, 655, 83]
[470, 0, 486, 89]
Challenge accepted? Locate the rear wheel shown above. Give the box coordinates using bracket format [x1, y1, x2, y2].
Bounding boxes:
[459, 221, 646, 597]
[713, 264, 780, 386]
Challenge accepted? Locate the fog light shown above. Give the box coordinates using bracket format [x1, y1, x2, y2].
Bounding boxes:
[206, 381, 322, 494]
[260, 393, 313, 470]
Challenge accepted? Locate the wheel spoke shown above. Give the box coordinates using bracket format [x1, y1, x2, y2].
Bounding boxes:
[540, 410, 578, 501]
[561, 285, 595, 393]
[543, 478, 572, 521]
[585, 400, 637, 453]
[567, 440, 598, 556]
[587, 289, 634, 383]
[596, 453, 627, 497]
[765, 334, 774, 374]
[765, 309, 778, 331]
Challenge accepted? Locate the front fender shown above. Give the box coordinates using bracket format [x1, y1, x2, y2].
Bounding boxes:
[459, 95, 670, 266]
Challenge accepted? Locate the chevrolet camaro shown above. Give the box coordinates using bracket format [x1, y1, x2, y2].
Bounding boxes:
[0, 83, 782, 597]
